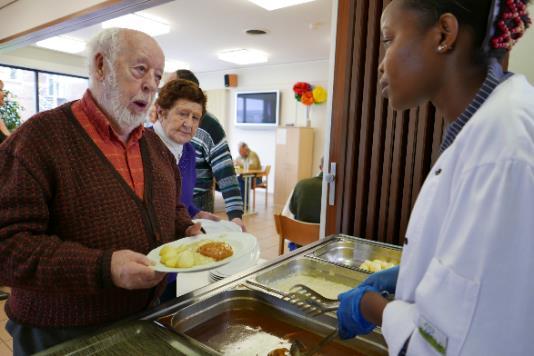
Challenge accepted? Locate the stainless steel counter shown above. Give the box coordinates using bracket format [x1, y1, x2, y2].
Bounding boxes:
[39, 234, 401, 355]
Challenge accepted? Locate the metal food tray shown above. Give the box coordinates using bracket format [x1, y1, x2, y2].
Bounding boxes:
[160, 289, 387, 355]
[36, 321, 216, 356]
[307, 234, 401, 273]
[250, 257, 368, 298]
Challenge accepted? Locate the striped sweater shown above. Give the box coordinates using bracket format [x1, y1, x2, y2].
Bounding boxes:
[191, 112, 243, 220]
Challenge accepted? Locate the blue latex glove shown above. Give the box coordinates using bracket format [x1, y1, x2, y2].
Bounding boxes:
[360, 265, 399, 295]
[337, 284, 379, 339]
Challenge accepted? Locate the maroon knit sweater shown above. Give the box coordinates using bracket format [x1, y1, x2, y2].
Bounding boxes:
[0, 102, 192, 327]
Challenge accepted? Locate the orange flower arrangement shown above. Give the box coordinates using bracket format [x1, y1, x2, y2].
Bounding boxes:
[293, 82, 327, 106]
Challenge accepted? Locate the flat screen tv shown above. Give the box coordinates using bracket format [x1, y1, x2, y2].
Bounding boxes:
[235, 90, 279, 127]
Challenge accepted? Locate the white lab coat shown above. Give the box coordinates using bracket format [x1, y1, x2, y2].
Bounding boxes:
[381, 74, 534, 356]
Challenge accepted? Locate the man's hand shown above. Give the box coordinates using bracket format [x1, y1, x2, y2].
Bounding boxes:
[194, 211, 221, 221]
[110, 250, 165, 290]
[185, 222, 202, 236]
[231, 217, 246, 232]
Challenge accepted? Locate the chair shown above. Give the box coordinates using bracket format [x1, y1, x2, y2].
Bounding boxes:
[274, 213, 320, 255]
[252, 165, 271, 209]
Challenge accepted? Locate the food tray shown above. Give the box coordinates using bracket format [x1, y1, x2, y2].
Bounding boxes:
[36, 320, 216, 356]
[251, 257, 367, 299]
[307, 235, 401, 273]
[160, 289, 387, 355]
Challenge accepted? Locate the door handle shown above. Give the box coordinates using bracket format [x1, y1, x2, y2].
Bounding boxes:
[325, 162, 336, 206]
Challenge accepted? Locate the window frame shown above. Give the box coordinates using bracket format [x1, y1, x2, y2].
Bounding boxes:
[0, 63, 88, 113]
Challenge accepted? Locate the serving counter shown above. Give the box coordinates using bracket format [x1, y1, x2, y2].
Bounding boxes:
[38, 234, 402, 355]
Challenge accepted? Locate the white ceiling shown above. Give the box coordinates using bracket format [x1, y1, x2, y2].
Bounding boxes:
[0, 0, 17, 10]
[62, 0, 333, 73]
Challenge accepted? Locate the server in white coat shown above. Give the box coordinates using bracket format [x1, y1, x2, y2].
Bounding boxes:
[336, 0, 534, 355]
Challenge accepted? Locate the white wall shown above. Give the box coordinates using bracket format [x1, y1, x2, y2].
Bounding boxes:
[509, 4, 534, 85]
[0, 0, 103, 41]
[196, 60, 330, 191]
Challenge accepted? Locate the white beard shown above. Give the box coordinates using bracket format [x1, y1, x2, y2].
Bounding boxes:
[94, 70, 152, 130]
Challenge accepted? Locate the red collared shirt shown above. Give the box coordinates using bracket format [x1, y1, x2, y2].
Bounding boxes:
[71, 90, 145, 199]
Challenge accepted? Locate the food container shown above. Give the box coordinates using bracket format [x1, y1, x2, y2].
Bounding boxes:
[160, 289, 387, 355]
[37, 321, 217, 356]
[251, 257, 367, 299]
[308, 235, 401, 272]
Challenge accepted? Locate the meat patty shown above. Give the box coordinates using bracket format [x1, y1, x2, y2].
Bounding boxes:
[197, 241, 233, 261]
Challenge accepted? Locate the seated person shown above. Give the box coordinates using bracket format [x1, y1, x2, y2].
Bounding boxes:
[282, 159, 323, 250]
[234, 142, 261, 170]
[234, 142, 262, 205]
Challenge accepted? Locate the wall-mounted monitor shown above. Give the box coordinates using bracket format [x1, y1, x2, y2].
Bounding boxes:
[235, 90, 279, 128]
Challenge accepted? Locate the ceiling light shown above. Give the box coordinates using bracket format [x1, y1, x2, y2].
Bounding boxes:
[217, 49, 268, 65]
[35, 36, 86, 54]
[247, 0, 316, 11]
[102, 13, 170, 37]
[164, 59, 190, 72]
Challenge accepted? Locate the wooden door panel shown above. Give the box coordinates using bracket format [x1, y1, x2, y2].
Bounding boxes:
[326, 0, 443, 245]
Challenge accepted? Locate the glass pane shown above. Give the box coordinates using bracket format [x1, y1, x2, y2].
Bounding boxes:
[38, 73, 88, 112]
[0, 65, 37, 122]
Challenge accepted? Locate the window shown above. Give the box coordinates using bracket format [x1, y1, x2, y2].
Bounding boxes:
[0, 64, 88, 123]
[38, 72, 87, 112]
[0, 66, 37, 122]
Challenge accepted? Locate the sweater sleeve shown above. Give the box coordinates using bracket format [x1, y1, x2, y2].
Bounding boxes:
[0, 149, 107, 293]
[173, 160, 194, 237]
[206, 117, 244, 220]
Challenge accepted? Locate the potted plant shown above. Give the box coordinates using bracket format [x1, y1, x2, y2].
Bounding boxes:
[0, 90, 23, 131]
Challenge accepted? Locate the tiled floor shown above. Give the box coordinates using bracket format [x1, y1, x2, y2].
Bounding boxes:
[0, 192, 282, 355]
[214, 191, 283, 260]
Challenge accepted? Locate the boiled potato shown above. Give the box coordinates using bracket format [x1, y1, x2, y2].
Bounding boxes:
[159, 239, 225, 268]
[359, 259, 396, 272]
[160, 244, 187, 257]
[176, 250, 195, 268]
[194, 253, 215, 265]
[162, 254, 180, 268]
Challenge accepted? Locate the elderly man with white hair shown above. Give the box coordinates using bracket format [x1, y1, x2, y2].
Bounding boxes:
[0, 28, 200, 355]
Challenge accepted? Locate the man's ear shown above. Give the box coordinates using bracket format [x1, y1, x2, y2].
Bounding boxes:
[94, 53, 105, 81]
[435, 13, 459, 53]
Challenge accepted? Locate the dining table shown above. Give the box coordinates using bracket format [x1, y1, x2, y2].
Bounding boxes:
[234, 166, 265, 215]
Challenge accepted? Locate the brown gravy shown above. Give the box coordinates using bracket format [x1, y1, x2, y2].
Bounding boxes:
[186, 309, 364, 355]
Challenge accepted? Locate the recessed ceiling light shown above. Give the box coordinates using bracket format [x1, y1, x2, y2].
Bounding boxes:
[164, 59, 190, 72]
[102, 13, 170, 37]
[217, 49, 268, 65]
[247, 0, 316, 11]
[35, 36, 86, 54]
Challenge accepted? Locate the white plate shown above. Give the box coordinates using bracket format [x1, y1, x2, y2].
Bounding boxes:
[193, 219, 243, 233]
[147, 232, 257, 273]
[213, 245, 261, 278]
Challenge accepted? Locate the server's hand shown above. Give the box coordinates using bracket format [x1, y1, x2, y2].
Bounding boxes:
[337, 285, 378, 339]
[361, 265, 399, 295]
